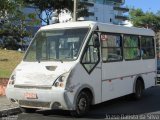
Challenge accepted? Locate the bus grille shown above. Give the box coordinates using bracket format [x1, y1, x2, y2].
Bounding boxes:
[19, 100, 50, 108]
[14, 85, 52, 90]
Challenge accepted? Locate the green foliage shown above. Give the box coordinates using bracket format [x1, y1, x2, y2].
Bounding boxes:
[129, 8, 160, 32]
[0, 0, 15, 18]
[24, 0, 89, 24]
[156, 11, 160, 16]
[25, 0, 74, 11]
[0, 0, 40, 50]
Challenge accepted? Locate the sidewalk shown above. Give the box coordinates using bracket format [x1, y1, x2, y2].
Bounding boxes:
[0, 96, 21, 117]
[0, 78, 8, 96]
[0, 78, 21, 117]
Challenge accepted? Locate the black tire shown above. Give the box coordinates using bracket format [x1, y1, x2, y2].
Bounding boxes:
[133, 80, 144, 100]
[71, 91, 91, 117]
[20, 107, 36, 113]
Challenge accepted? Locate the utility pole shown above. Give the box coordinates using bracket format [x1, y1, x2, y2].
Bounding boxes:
[73, 0, 77, 21]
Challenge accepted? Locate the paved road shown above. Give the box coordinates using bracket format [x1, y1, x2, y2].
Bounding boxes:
[2, 86, 160, 120]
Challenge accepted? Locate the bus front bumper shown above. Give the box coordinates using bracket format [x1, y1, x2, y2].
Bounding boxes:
[5, 85, 74, 110]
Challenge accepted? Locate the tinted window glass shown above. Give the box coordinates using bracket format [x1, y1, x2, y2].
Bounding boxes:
[141, 37, 155, 59]
[101, 33, 122, 62]
[124, 35, 140, 60]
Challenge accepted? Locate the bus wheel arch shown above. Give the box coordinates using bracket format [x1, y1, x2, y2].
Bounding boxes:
[80, 88, 93, 104]
[71, 86, 94, 117]
[133, 76, 145, 100]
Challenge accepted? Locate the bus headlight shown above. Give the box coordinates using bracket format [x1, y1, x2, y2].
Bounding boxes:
[8, 73, 16, 85]
[53, 72, 69, 88]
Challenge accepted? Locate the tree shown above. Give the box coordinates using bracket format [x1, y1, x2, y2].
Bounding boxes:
[0, 0, 15, 19]
[129, 8, 160, 56]
[129, 8, 160, 32]
[0, 0, 40, 50]
[24, 0, 89, 25]
[156, 10, 160, 16]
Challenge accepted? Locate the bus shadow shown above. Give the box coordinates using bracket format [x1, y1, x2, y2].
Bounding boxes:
[36, 86, 160, 119]
[85, 86, 160, 119]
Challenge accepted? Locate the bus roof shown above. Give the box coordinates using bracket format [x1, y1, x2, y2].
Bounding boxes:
[40, 21, 155, 37]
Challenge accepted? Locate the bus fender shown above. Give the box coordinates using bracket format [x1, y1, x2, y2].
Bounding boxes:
[72, 84, 95, 110]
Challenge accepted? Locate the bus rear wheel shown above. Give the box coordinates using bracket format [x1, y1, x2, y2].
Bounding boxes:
[133, 80, 144, 100]
[71, 91, 91, 117]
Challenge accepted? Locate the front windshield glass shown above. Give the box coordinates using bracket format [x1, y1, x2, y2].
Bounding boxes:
[24, 28, 89, 62]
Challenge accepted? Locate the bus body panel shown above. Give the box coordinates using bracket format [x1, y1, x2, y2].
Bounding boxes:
[65, 63, 102, 105]
[13, 61, 76, 86]
[101, 59, 156, 101]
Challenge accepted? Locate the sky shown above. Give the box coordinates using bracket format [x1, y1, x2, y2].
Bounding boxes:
[124, 0, 160, 13]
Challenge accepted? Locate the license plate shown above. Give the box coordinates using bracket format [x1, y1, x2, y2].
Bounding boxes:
[24, 92, 38, 99]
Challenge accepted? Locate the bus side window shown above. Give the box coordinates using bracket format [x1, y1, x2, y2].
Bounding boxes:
[101, 33, 122, 62]
[141, 37, 155, 59]
[81, 33, 100, 73]
[124, 35, 140, 60]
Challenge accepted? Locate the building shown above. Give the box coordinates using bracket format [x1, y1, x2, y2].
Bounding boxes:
[80, 0, 129, 24]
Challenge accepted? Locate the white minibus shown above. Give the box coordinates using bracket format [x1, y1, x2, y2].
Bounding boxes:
[6, 21, 156, 117]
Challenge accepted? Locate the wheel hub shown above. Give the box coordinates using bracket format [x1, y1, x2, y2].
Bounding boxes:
[78, 98, 87, 111]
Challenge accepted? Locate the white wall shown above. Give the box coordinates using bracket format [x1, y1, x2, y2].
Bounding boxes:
[85, 3, 125, 24]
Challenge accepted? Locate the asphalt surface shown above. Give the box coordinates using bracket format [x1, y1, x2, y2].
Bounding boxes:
[0, 96, 19, 111]
[1, 86, 160, 120]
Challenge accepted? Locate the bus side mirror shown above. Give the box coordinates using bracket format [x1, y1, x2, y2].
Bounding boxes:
[93, 33, 100, 48]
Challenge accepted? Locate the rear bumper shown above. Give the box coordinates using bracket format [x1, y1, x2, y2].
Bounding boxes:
[5, 85, 74, 110]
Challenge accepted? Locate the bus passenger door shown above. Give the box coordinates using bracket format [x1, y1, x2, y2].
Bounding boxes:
[100, 33, 123, 102]
[81, 33, 102, 104]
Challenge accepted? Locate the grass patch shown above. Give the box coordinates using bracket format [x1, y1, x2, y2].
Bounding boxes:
[0, 49, 24, 78]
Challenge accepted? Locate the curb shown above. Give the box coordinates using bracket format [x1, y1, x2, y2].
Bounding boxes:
[0, 78, 9, 96]
[0, 107, 21, 118]
[0, 79, 21, 117]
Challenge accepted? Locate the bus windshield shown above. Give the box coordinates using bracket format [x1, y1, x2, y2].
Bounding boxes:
[24, 28, 89, 62]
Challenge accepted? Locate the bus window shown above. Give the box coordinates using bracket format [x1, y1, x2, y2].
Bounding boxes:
[81, 34, 100, 73]
[141, 37, 155, 59]
[124, 35, 140, 60]
[101, 33, 122, 62]
[24, 28, 89, 62]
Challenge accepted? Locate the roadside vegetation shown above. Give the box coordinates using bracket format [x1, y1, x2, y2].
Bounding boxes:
[0, 49, 24, 78]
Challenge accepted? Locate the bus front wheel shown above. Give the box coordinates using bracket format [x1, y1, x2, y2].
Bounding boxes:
[71, 91, 91, 117]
